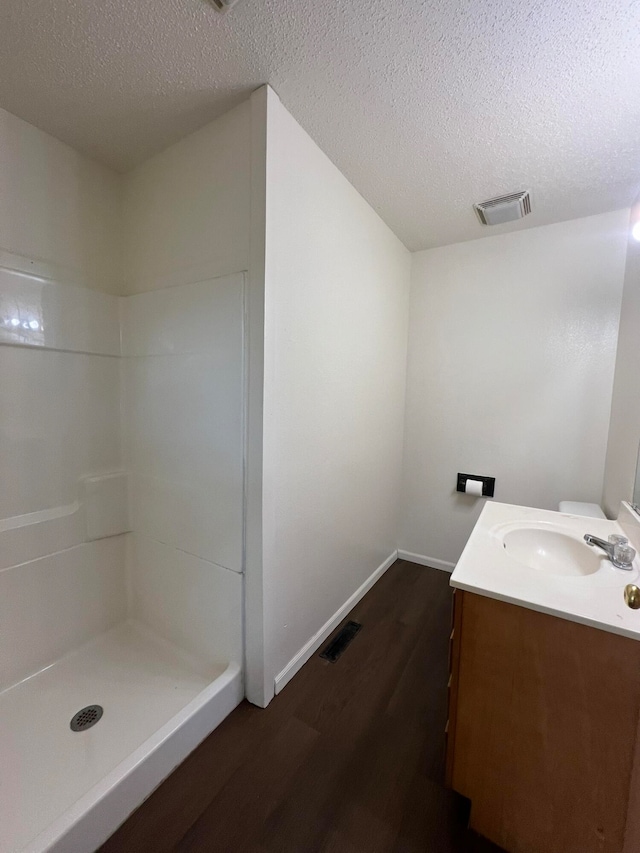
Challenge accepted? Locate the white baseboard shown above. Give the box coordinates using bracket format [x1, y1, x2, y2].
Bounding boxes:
[274, 550, 398, 695]
[397, 549, 456, 573]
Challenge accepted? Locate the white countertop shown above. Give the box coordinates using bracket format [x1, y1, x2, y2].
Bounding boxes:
[450, 500, 640, 641]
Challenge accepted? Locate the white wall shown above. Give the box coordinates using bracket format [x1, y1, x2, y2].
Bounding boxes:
[603, 198, 640, 516]
[120, 276, 244, 669]
[121, 276, 245, 573]
[400, 210, 629, 567]
[0, 106, 122, 294]
[0, 272, 127, 691]
[120, 105, 252, 670]
[123, 100, 251, 295]
[247, 88, 411, 705]
[0, 111, 126, 689]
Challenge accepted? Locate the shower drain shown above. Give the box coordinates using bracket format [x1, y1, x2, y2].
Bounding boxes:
[70, 704, 103, 732]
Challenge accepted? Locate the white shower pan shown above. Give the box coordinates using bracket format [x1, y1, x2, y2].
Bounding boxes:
[0, 527, 243, 853]
[0, 619, 242, 853]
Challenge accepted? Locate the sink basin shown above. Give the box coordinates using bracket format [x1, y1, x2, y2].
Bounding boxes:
[501, 528, 602, 576]
[451, 501, 640, 644]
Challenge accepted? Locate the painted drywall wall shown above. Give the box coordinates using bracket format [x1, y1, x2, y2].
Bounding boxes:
[122, 100, 251, 295]
[400, 210, 629, 567]
[603, 198, 640, 516]
[0, 106, 122, 293]
[250, 88, 411, 705]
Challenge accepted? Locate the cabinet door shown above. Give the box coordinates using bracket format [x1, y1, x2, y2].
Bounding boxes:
[445, 588, 464, 788]
[450, 592, 640, 853]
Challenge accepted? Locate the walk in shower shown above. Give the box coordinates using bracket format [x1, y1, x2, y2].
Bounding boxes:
[0, 266, 245, 852]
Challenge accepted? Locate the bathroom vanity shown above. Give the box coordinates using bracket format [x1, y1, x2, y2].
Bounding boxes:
[446, 502, 640, 853]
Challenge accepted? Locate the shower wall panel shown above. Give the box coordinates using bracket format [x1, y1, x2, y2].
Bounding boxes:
[120, 273, 245, 668]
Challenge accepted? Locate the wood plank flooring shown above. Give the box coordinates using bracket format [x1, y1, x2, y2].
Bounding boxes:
[100, 561, 502, 853]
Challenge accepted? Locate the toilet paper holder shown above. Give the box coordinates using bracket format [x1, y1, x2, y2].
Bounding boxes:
[456, 473, 495, 498]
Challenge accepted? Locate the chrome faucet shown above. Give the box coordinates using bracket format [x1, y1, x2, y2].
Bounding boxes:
[584, 534, 636, 570]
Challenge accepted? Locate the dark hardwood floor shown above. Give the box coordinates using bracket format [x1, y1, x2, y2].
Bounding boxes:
[100, 561, 502, 853]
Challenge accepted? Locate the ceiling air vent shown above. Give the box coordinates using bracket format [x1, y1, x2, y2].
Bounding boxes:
[473, 190, 532, 226]
[206, 0, 241, 10]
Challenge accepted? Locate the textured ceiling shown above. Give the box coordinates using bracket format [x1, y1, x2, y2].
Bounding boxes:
[0, 0, 639, 250]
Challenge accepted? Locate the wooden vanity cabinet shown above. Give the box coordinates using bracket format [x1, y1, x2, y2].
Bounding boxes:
[445, 589, 640, 853]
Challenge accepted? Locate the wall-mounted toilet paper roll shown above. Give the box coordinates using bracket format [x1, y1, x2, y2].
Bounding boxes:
[465, 478, 484, 497]
[457, 473, 495, 497]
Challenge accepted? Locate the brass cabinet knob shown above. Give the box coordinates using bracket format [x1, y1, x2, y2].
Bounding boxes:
[624, 584, 640, 609]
